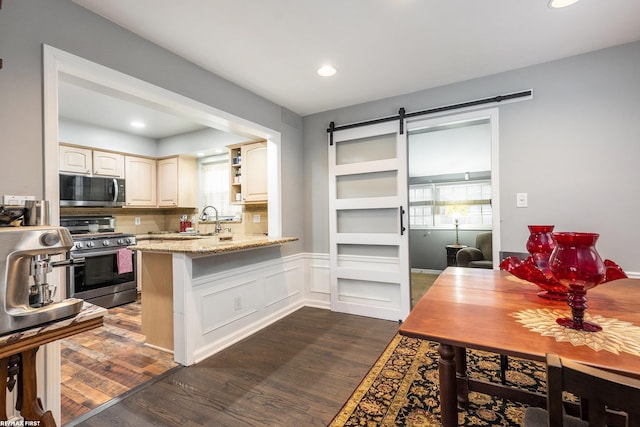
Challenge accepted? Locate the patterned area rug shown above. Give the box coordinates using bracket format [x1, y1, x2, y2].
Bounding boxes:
[329, 334, 546, 426]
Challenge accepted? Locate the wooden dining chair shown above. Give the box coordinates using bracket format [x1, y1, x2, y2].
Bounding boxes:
[524, 353, 640, 427]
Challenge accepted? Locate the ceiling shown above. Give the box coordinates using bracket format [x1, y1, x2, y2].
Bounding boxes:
[70, 0, 640, 118]
[58, 76, 207, 139]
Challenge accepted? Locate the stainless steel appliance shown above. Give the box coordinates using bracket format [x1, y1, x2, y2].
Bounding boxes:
[60, 216, 137, 308]
[0, 226, 84, 335]
[59, 174, 126, 207]
[23, 200, 50, 226]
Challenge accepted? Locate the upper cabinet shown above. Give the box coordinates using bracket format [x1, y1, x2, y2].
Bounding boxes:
[59, 144, 197, 209]
[228, 141, 268, 204]
[93, 150, 124, 178]
[59, 144, 124, 178]
[125, 156, 157, 207]
[59, 145, 92, 175]
[157, 156, 197, 208]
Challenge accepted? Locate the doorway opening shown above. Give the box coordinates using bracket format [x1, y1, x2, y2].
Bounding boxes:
[42, 45, 282, 423]
[406, 109, 499, 306]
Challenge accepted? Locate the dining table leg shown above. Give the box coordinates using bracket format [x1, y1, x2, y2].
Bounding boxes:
[454, 346, 469, 407]
[438, 343, 458, 427]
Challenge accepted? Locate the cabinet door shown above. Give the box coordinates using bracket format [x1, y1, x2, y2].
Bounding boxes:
[157, 157, 178, 207]
[59, 145, 92, 175]
[93, 150, 124, 178]
[242, 142, 268, 202]
[125, 156, 157, 207]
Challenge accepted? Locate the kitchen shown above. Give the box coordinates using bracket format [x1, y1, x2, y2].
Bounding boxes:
[46, 63, 296, 421]
[0, 42, 301, 422]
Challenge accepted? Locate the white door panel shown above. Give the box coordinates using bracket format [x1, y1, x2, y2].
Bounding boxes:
[329, 121, 410, 321]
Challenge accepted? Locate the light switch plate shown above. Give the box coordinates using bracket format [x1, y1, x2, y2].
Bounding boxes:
[516, 192, 528, 208]
[253, 214, 261, 223]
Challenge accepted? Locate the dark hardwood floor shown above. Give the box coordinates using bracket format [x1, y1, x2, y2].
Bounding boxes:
[71, 306, 399, 427]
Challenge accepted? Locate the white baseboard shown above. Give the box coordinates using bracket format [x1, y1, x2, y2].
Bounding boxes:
[411, 268, 443, 275]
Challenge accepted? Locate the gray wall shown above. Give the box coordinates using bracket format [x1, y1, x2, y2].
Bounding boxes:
[3, 1, 640, 272]
[303, 41, 640, 273]
[0, 0, 303, 255]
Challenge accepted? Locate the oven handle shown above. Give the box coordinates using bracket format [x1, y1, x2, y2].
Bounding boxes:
[70, 247, 127, 258]
[52, 257, 85, 268]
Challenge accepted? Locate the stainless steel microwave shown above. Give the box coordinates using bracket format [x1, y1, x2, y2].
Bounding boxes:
[59, 174, 126, 207]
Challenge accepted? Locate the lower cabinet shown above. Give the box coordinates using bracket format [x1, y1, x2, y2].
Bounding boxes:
[140, 252, 174, 351]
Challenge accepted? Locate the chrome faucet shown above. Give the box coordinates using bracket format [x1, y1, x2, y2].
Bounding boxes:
[200, 205, 222, 234]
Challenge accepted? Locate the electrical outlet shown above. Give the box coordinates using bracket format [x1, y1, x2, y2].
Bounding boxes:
[234, 296, 241, 311]
[134, 217, 141, 225]
[3, 195, 35, 206]
[253, 214, 260, 223]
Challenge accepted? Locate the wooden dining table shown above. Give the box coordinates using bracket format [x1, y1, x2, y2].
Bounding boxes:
[399, 267, 640, 427]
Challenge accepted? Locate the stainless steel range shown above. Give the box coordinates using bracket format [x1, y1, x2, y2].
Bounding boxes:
[60, 216, 137, 308]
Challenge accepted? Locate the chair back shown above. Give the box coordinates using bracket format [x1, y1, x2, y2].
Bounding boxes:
[546, 353, 640, 427]
[475, 232, 492, 261]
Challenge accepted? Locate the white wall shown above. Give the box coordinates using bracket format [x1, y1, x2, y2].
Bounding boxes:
[409, 120, 491, 177]
[303, 41, 640, 274]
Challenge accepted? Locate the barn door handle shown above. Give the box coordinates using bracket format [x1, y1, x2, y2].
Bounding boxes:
[400, 206, 406, 235]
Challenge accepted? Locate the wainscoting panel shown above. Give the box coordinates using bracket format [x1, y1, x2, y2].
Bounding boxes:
[189, 255, 306, 364]
[200, 277, 261, 334]
[305, 253, 331, 308]
[264, 266, 303, 309]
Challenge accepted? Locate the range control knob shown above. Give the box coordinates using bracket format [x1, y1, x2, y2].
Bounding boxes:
[87, 241, 95, 248]
[102, 240, 110, 247]
[75, 242, 84, 250]
[117, 239, 124, 245]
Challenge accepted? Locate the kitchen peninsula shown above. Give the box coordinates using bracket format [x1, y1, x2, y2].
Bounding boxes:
[131, 233, 299, 366]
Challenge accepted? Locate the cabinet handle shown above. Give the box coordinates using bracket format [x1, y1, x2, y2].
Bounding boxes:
[400, 206, 406, 235]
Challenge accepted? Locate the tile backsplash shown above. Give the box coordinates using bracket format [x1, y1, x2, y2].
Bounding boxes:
[61, 205, 267, 235]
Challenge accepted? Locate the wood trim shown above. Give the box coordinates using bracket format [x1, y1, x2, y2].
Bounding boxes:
[0, 317, 103, 359]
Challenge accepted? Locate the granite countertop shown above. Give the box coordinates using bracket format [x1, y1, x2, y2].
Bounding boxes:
[130, 233, 298, 255]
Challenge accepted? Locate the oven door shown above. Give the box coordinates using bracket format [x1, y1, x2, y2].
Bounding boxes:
[67, 247, 137, 305]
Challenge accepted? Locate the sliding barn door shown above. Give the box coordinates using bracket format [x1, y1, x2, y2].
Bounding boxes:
[328, 121, 410, 321]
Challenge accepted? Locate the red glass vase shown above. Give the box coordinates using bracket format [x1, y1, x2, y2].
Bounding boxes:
[526, 225, 564, 300]
[548, 232, 605, 332]
[500, 225, 566, 300]
[526, 225, 556, 255]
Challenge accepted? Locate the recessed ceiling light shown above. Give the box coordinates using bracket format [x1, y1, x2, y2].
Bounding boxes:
[548, 0, 580, 8]
[196, 152, 205, 157]
[130, 121, 145, 128]
[317, 65, 337, 77]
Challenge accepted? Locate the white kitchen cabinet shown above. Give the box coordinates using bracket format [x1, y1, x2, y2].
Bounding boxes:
[125, 155, 157, 207]
[59, 145, 92, 175]
[228, 141, 267, 204]
[157, 156, 197, 207]
[93, 150, 124, 178]
[243, 142, 268, 202]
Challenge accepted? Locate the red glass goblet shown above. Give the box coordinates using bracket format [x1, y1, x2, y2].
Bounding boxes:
[548, 232, 605, 332]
